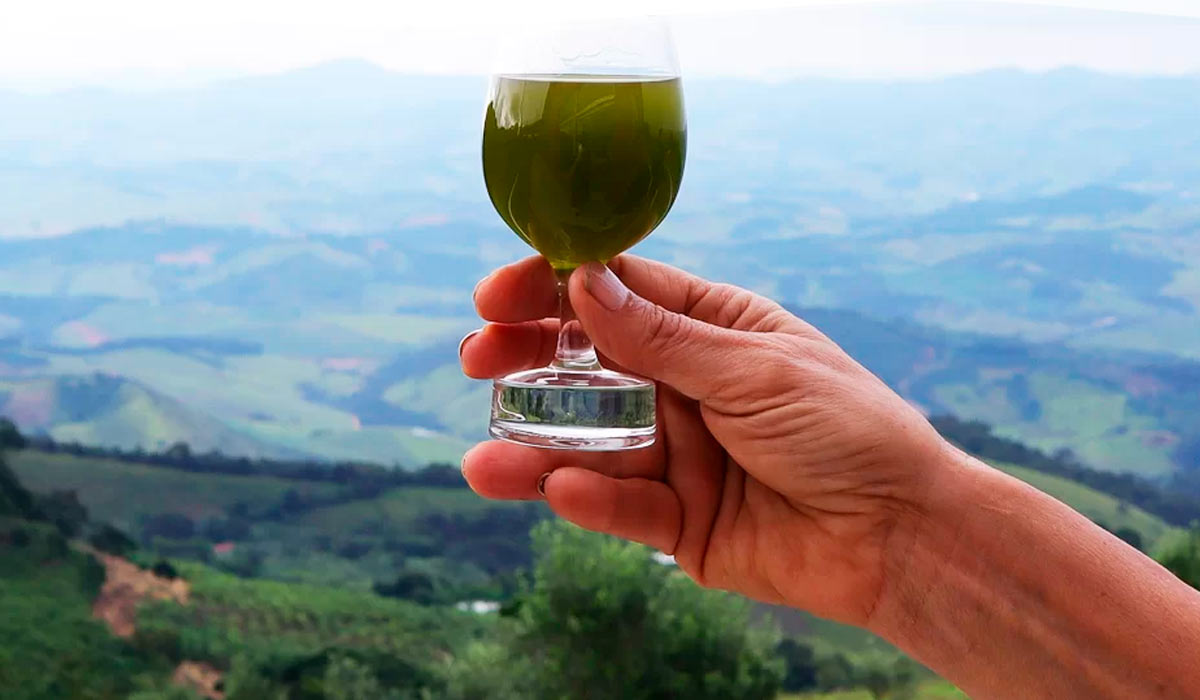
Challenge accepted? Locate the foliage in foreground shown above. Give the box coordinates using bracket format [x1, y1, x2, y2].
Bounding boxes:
[444, 521, 785, 700]
[0, 520, 168, 699]
[1157, 524, 1200, 589]
[3, 441, 934, 699]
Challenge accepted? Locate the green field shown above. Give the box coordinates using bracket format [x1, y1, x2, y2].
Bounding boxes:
[7, 450, 345, 530]
[782, 680, 967, 699]
[139, 560, 490, 667]
[5, 447, 536, 593]
[298, 485, 495, 531]
[932, 372, 1175, 476]
[0, 522, 166, 699]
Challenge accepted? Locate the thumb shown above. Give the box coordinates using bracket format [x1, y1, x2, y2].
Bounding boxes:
[570, 262, 755, 401]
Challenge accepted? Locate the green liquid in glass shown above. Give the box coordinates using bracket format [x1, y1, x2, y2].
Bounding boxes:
[482, 75, 687, 270]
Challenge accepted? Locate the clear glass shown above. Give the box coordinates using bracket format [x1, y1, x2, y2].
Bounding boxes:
[481, 17, 686, 450]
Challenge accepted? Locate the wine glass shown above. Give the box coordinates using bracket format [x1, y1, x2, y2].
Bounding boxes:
[481, 17, 686, 450]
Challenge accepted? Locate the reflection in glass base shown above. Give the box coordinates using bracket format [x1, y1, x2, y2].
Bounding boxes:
[489, 367, 656, 451]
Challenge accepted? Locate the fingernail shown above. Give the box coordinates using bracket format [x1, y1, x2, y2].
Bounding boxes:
[458, 329, 481, 359]
[583, 262, 629, 311]
[472, 272, 493, 307]
[536, 472, 551, 498]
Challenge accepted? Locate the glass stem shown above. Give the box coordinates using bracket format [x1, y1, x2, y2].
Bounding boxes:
[551, 269, 601, 371]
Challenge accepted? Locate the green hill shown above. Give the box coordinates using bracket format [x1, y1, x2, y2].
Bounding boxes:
[3, 428, 1193, 700]
[0, 521, 166, 699]
[6, 446, 541, 594]
[0, 373, 288, 458]
[7, 449, 346, 532]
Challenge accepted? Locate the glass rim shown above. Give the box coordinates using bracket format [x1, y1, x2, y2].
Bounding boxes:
[488, 14, 681, 80]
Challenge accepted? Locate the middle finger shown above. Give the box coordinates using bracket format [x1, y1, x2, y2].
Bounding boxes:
[461, 437, 666, 501]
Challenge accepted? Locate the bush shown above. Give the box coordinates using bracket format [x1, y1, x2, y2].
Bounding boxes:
[35, 490, 89, 537]
[79, 553, 109, 597]
[90, 524, 137, 557]
[152, 560, 180, 580]
[0, 454, 36, 517]
[815, 652, 857, 691]
[777, 638, 818, 691]
[1158, 525, 1200, 589]
[510, 521, 783, 699]
[0, 417, 26, 449]
[1113, 526, 1144, 551]
[373, 571, 443, 605]
[142, 513, 196, 541]
[443, 640, 530, 700]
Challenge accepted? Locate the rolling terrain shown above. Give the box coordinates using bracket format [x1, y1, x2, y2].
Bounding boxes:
[4, 428, 1189, 698]
[2, 65, 1199, 480]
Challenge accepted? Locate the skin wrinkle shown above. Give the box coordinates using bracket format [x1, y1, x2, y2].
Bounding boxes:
[659, 398, 687, 558]
[706, 459, 747, 590]
[462, 253, 1200, 699]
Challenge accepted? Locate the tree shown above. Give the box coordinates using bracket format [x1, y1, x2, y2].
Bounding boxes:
[1113, 526, 1144, 552]
[373, 571, 442, 605]
[163, 441, 192, 464]
[322, 653, 404, 700]
[509, 521, 783, 700]
[152, 560, 180, 580]
[856, 656, 920, 699]
[0, 417, 26, 449]
[142, 512, 196, 541]
[0, 453, 36, 518]
[35, 489, 89, 537]
[90, 524, 137, 556]
[776, 638, 819, 691]
[1158, 525, 1200, 589]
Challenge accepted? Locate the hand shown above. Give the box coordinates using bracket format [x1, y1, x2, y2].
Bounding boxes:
[459, 255, 952, 626]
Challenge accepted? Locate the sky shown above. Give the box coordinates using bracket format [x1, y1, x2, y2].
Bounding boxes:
[2, 0, 1200, 88]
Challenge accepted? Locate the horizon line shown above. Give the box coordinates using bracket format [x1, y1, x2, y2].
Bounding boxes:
[3, 59, 1200, 95]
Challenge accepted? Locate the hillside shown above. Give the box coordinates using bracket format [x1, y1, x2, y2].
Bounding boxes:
[7, 449, 348, 531]
[7, 434, 1184, 652]
[1, 67, 1199, 475]
[0, 521, 167, 698]
[6, 423, 1200, 698]
[6, 446, 543, 594]
[0, 373, 288, 458]
[1, 455, 793, 699]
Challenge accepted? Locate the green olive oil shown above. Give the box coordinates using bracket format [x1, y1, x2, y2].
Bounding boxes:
[482, 75, 686, 270]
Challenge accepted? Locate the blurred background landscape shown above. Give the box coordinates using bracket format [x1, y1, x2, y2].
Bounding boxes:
[3, 1, 1200, 698]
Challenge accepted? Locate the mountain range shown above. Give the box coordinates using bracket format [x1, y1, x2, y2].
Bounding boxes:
[0, 62, 1198, 479]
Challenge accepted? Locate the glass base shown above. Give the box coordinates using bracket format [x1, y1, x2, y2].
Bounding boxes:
[490, 367, 656, 451]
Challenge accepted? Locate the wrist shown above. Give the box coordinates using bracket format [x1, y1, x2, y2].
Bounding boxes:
[865, 442, 996, 645]
[864, 441, 1200, 699]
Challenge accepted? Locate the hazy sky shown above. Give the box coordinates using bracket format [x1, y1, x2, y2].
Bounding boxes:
[2, 0, 1200, 88]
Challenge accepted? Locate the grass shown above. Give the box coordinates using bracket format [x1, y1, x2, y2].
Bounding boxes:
[1027, 373, 1173, 475]
[138, 559, 490, 667]
[298, 485, 494, 532]
[382, 363, 492, 439]
[42, 344, 476, 465]
[7, 448, 505, 591]
[780, 679, 967, 699]
[315, 312, 475, 347]
[242, 422, 472, 468]
[0, 521, 164, 699]
[7, 449, 344, 530]
[932, 371, 1175, 477]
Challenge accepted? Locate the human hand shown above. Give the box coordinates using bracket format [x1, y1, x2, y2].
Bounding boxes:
[459, 255, 952, 626]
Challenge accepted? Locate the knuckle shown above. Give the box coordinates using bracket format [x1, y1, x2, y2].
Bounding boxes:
[642, 306, 690, 358]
